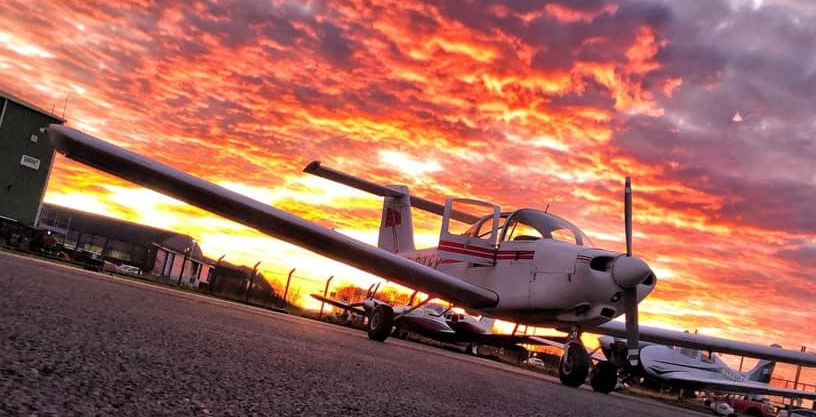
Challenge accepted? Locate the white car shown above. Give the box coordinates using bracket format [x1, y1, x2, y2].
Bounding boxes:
[116, 264, 141, 276]
[778, 409, 816, 417]
[706, 398, 736, 417]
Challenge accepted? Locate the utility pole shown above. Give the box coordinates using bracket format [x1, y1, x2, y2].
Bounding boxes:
[282, 268, 296, 305]
[210, 254, 225, 294]
[319, 275, 334, 319]
[793, 346, 806, 396]
[176, 245, 192, 286]
[245, 261, 261, 303]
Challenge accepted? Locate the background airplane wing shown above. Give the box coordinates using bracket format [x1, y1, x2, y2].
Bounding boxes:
[519, 336, 606, 362]
[309, 294, 367, 316]
[48, 125, 499, 309]
[477, 334, 567, 347]
[662, 373, 816, 400]
[594, 321, 816, 367]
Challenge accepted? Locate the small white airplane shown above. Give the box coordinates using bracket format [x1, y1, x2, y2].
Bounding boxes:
[310, 292, 564, 356]
[598, 336, 816, 400]
[46, 125, 816, 392]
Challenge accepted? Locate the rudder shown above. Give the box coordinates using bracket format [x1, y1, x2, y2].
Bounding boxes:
[378, 185, 415, 253]
[746, 359, 776, 383]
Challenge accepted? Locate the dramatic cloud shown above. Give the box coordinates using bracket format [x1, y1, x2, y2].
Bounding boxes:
[1, 0, 815, 377]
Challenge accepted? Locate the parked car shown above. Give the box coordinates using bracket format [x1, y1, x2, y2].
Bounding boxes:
[778, 408, 816, 417]
[725, 394, 775, 417]
[116, 264, 141, 276]
[70, 250, 105, 272]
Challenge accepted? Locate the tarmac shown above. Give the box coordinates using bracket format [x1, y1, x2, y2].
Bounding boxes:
[0, 250, 709, 416]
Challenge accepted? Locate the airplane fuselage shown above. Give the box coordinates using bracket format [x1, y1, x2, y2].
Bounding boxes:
[402, 236, 656, 328]
[640, 344, 751, 384]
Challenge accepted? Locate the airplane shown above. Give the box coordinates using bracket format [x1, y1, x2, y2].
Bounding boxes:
[597, 335, 816, 400]
[310, 292, 567, 357]
[46, 125, 816, 393]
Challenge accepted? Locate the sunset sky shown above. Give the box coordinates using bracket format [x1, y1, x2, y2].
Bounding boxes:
[2, 0, 815, 380]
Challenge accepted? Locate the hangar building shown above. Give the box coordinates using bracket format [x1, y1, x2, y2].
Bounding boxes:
[0, 90, 64, 226]
[38, 203, 213, 287]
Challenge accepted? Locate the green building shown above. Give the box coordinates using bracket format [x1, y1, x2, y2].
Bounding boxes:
[0, 90, 64, 226]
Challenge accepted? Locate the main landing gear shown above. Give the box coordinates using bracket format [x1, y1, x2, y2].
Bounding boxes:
[367, 304, 394, 341]
[559, 327, 591, 387]
[589, 361, 618, 393]
[558, 327, 621, 392]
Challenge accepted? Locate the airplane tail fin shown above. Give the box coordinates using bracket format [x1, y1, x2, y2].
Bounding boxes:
[479, 316, 496, 333]
[746, 358, 776, 383]
[746, 343, 781, 383]
[377, 185, 415, 253]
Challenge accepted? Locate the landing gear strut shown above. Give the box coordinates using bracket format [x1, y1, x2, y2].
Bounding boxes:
[589, 361, 619, 393]
[367, 304, 394, 341]
[559, 328, 590, 387]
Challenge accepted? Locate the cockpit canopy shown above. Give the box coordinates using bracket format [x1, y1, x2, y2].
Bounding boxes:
[463, 209, 593, 247]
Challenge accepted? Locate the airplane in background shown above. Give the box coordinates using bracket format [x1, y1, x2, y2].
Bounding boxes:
[46, 125, 816, 393]
[597, 335, 816, 401]
[310, 292, 567, 357]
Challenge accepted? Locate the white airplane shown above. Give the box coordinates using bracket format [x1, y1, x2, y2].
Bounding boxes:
[598, 336, 816, 400]
[46, 125, 816, 393]
[310, 292, 565, 356]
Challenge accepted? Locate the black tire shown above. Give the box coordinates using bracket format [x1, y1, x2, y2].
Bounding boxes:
[559, 342, 591, 387]
[466, 343, 479, 356]
[589, 362, 619, 393]
[392, 324, 408, 340]
[367, 304, 394, 342]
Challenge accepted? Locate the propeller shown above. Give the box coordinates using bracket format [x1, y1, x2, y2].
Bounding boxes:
[624, 177, 638, 366]
[612, 176, 650, 366]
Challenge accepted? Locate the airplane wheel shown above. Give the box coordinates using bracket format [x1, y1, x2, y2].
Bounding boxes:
[367, 304, 394, 342]
[559, 342, 590, 387]
[392, 324, 408, 339]
[589, 362, 618, 393]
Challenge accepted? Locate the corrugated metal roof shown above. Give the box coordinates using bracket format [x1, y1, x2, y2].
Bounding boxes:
[0, 89, 66, 123]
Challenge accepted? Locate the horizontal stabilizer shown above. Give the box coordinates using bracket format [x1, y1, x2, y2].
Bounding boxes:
[304, 161, 480, 224]
[309, 294, 367, 316]
[48, 125, 499, 309]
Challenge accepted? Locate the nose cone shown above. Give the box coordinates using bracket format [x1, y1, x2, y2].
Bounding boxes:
[612, 255, 651, 289]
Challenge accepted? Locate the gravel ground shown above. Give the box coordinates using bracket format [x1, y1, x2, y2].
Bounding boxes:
[0, 251, 707, 416]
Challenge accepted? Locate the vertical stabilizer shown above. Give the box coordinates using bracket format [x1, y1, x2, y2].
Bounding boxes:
[479, 316, 496, 333]
[746, 358, 776, 383]
[378, 185, 414, 253]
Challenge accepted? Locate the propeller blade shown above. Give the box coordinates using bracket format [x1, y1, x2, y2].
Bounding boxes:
[624, 287, 640, 366]
[625, 177, 632, 257]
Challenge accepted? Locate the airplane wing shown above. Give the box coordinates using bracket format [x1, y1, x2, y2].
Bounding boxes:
[47, 125, 499, 309]
[309, 294, 367, 316]
[593, 321, 816, 367]
[660, 373, 816, 400]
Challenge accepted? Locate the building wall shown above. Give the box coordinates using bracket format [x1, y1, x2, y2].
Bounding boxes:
[0, 96, 62, 226]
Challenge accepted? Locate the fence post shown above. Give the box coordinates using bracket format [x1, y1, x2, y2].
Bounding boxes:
[319, 275, 334, 319]
[245, 261, 261, 303]
[283, 268, 296, 305]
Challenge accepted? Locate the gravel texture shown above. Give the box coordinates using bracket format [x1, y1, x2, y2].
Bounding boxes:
[0, 251, 706, 416]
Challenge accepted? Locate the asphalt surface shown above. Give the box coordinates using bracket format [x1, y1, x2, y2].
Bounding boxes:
[0, 251, 708, 416]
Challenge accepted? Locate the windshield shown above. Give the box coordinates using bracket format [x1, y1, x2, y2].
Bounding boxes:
[500, 209, 593, 247]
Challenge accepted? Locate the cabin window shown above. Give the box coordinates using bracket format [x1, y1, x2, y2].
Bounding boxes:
[499, 209, 592, 246]
[505, 221, 546, 241]
[679, 347, 699, 359]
